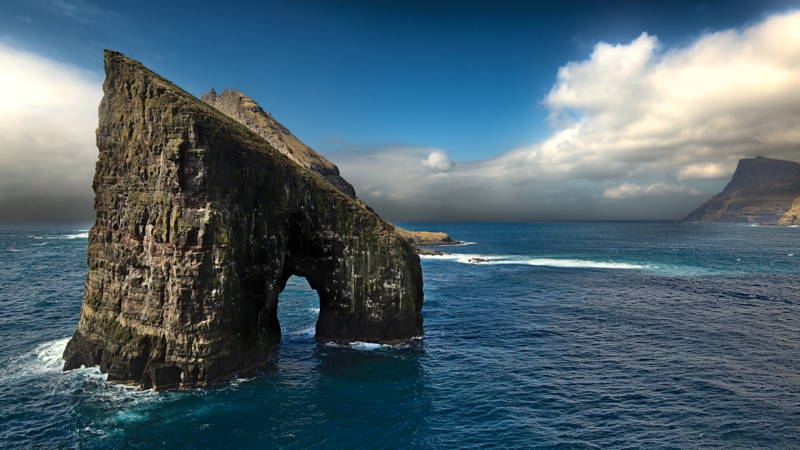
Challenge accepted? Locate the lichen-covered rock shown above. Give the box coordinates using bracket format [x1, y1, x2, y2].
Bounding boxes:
[62, 51, 424, 390]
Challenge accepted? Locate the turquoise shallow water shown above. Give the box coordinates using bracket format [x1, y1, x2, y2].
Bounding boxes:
[1, 221, 799, 448]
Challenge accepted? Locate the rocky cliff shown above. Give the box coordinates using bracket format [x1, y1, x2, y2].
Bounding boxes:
[684, 156, 800, 224]
[62, 51, 423, 390]
[200, 88, 461, 248]
[201, 88, 357, 199]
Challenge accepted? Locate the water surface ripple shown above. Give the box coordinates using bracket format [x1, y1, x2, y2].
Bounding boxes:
[1, 221, 799, 448]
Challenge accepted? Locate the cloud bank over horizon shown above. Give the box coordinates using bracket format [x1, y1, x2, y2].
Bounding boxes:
[3, 10, 800, 222]
[0, 42, 101, 220]
[333, 10, 800, 221]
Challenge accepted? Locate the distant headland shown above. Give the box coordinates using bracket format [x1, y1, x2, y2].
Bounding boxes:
[684, 156, 800, 225]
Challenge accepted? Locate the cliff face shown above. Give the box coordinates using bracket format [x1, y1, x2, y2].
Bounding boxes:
[201, 87, 461, 246]
[684, 156, 800, 224]
[201, 88, 357, 199]
[62, 51, 423, 390]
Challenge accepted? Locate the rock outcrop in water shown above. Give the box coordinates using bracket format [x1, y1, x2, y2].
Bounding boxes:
[200, 87, 461, 249]
[62, 51, 423, 390]
[684, 156, 800, 224]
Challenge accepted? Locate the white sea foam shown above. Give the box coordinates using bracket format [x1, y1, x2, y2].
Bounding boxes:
[420, 253, 646, 269]
[81, 427, 108, 436]
[291, 326, 316, 337]
[0, 338, 71, 386]
[36, 338, 71, 372]
[62, 232, 89, 239]
[29, 232, 89, 240]
[448, 241, 477, 246]
[349, 342, 385, 351]
[324, 340, 412, 351]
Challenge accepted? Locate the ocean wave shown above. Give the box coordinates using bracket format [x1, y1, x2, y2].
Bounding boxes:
[449, 241, 477, 246]
[420, 253, 646, 270]
[0, 338, 161, 403]
[0, 338, 72, 386]
[324, 340, 412, 351]
[29, 232, 89, 240]
[36, 338, 71, 372]
[291, 326, 316, 337]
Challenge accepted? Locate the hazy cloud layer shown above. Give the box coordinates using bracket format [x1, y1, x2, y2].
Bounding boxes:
[5, 10, 800, 222]
[0, 43, 101, 220]
[334, 10, 800, 221]
[32, 0, 113, 24]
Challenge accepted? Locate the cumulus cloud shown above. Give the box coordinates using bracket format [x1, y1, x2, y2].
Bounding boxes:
[421, 151, 454, 172]
[0, 43, 102, 220]
[333, 10, 800, 221]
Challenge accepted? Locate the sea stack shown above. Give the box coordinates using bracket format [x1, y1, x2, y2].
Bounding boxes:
[684, 156, 800, 224]
[62, 51, 424, 390]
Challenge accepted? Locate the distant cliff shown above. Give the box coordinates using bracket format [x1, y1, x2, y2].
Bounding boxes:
[684, 156, 800, 224]
[201, 87, 460, 247]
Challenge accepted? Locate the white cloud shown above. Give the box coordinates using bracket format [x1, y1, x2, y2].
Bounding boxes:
[421, 151, 454, 172]
[602, 182, 700, 199]
[333, 10, 800, 221]
[0, 43, 102, 219]
[677, 162, 730, 180]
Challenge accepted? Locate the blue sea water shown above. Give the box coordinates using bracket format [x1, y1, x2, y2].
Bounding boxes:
[1, 221, 799, 449]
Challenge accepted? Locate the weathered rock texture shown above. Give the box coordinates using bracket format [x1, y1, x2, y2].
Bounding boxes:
[201, 88, 357, 199]
[200, 87, 461, 248]
[392, 227, 460, 246]
[62, 51, 423, 390]
[684, 156, 800, 224]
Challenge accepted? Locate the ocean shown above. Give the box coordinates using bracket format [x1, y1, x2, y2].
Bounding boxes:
[1, 221, 799, 448]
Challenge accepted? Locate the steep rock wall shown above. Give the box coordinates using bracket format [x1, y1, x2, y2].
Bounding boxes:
[200, 88, 461, 247]
[684, 156, 800, 224]
[201, 88, 357, 199]
[62, 51, 423, 390]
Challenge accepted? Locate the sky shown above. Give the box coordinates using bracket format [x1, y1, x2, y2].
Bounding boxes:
[2, 0, 800, 221]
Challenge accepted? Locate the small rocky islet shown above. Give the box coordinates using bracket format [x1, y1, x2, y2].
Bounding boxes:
[62, 51, 455, 390]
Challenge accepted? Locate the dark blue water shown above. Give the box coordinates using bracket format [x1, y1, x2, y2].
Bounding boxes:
[1, 221, 799, 448]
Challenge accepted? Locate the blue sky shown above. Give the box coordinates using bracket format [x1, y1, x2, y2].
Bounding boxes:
[2, 0, 800, 220]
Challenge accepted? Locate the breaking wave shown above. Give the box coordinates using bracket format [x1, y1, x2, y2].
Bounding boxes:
[29, 231, 89, 240]
[420, 253, 647, 270]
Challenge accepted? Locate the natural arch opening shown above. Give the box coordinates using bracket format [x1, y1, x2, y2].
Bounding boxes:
[276, 275, 321, 342]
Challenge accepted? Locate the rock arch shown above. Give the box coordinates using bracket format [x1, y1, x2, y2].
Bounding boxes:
[62, 51, 423, 390]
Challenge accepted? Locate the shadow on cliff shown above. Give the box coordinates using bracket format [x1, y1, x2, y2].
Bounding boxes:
[62, 51, 424, 390]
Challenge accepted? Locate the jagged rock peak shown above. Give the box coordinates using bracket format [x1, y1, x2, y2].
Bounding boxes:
[201, 86, 462, 249]
[201, 87, 357, 199]
[204, 87, 217, 102]
[684, 156, 800, 224]
[62, 50, 424, 390]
